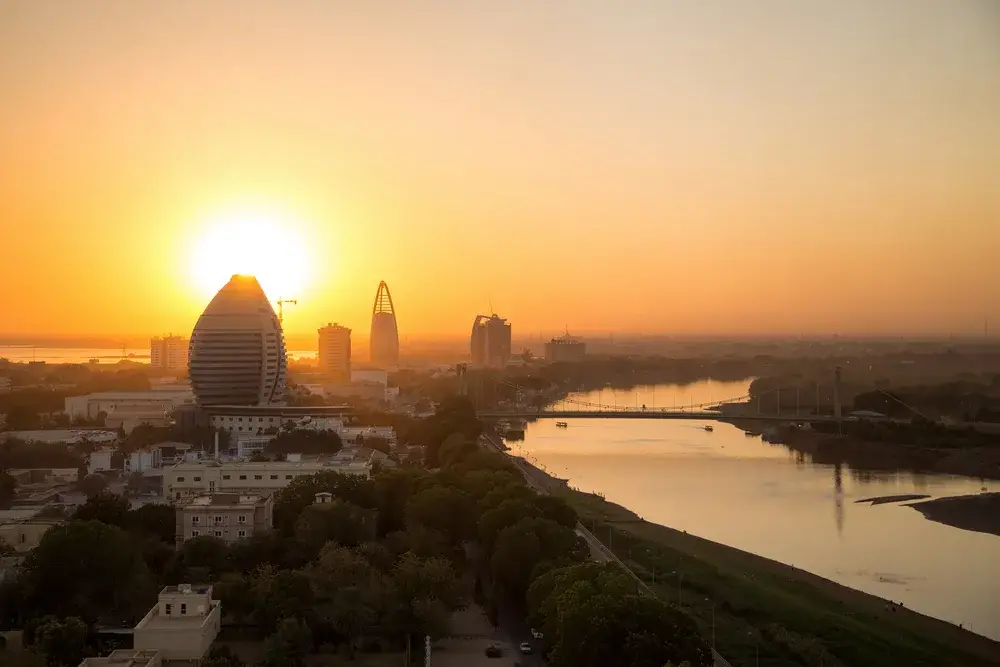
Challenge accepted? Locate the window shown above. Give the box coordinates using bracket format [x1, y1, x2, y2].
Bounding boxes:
[238, 515, 247, 524]
[238, 417, 243, 422]
[165, 603, 172, 615]
[222, 475, 231, 480]
[214, 516, 223, 523]
[192, 516, 200, 524]
[254, 474, 263, 480]
[239, 475, 247, 480]
[214, 530, 222, 537]
[285, 474, 293, 480]
[193, 476, 201, 482]
[270, 474, 278, 480]
[180, 603, 187, 615]
[238, 530, 246, 538]
[228, 417, 233, 421]
[259, 417, 264, 422]
[191, 530, 200, 537]
[177, 476, 185, 482]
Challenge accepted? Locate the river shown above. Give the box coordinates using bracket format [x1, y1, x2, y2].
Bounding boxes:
[514, 380, 1000, 641]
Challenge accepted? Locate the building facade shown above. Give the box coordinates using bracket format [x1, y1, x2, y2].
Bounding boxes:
[369, 281, 400, 367]
[471, 314, 512, 367]
[544, 334, 587, 362]
[204, 404, 350, 435]
[133, 585, 220, 665]
[175, 493, 273, 544]
[318, 323, 352, 382]
[188, 274, 288, 406]
[79, 650, 163, 667]
[150, 336, 189, 372]
[165, 458, 371, 500]
[65, 390, 194, 422]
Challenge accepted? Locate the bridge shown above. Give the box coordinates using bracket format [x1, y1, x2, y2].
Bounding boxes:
[478, 409, 838, 422]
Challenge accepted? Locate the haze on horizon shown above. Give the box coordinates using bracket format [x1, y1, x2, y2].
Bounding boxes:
[1, 0, 998, 339]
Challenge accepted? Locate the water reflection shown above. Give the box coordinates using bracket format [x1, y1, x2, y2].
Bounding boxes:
[517, 381, 1000, 640]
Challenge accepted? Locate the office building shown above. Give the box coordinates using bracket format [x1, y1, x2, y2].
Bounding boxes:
[544, 334, 587, 362]
[204, 404, 350, 435]
[65, 389, 195, 421]
[318, 323, 352, 381]
[188, 274, 287, 406]
[175, 493, 273, 545]
[164, 457, 371, 500]
[150, 336, 189, 372]
[133, 585, 221, 664]
[369, 281, 400, 367]
[470, 314, 512, 368]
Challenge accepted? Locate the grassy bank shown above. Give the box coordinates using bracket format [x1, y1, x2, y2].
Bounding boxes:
[559, 487, 1000, 667]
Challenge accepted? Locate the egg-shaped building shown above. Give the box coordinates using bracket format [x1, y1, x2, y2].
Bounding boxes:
[188, 274, 287, 406]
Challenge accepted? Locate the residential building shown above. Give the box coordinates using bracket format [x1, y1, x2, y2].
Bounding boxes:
[6, 468, 80, 484]
[0, 377, 11, 393]
[1, 429, 117, 445]
[78, 650, 162, 667]
[164, 457, 371, 500]
[65, 390, 194, 422]
[0, 510, 62, 552]
[369, 281, 400, 367]
[318, 323, 352, 381]
[175, 493, 273, 544]
[133, 585, 221, 665]
[470, 314, 511, 367]
[203, 404, 350, 435]
[188, 274, 287, 406]
[544, 334, 587, 363]
[150, 336, 189, 372]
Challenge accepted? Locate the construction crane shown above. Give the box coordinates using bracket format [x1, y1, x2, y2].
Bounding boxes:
[276, 297, 297, 327]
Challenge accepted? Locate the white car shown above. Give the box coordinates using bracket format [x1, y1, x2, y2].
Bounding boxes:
[530, 628, 544, 640]
[519, 642, 533, 654]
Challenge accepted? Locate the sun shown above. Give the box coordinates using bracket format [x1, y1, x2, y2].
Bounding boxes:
[189, 211, 312, 301]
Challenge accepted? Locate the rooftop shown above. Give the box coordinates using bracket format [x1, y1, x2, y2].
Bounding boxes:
[183, 493, 266, 508]
[162, 584, 213, 595]
[78, 649, 161, 667]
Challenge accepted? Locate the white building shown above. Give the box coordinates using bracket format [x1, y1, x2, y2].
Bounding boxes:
[65, 390, 194, 422]
[133, 585, 220, 665]
[318, 323, 352, 382]
[165, 457, 371, 501]
[88, 448, 115, 475]
[204, 405, 350, 436]
[79, 650, 162, 667]
[126, 448, 163, 474]
[150, 336, 189, 372]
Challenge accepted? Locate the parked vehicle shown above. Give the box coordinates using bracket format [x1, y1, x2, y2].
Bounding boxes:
[519, 642, 533, 654]
[531, 628, 544, 639]
[485, 644, 502, 658]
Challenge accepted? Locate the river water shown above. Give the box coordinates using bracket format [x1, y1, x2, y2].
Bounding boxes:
[515, 380, 1000, 641]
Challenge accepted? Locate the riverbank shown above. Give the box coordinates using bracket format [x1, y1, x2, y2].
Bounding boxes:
[559, 487, 1000, 667]
[505, 453, 1000, 667]
[908, 492, 1000, 537]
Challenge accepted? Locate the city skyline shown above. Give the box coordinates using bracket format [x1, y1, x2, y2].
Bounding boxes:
[2, 1, 999, 338]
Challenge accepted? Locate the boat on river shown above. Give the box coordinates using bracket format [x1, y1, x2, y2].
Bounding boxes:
[555, 421, 568, 428]
[703, 425, 714, 432]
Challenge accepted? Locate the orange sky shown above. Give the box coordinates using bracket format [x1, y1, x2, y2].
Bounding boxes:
[1, 0, 998, 339]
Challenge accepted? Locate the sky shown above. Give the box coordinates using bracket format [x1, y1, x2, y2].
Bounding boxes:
[1, 0, 998, 339]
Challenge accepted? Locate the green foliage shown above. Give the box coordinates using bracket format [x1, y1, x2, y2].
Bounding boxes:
[294, 500, 376, 556]
[490, 517, 588, 600]
[308, 545, 385, 657]
[72, 490, 128, 525]
[125, 503, 176, 543]
[253, 568, 316, 635]
[373, 468, 428, 535]
[201, 645, 247, 667]
[405, 485, 473, 544]
[0, 439, 83, 470]
[265, 429, 343, 456]
[261, 617, 312, 667]
[21, 520, 150, 622]
[272, 471, 377, 535]
[33, 616, 89, 667]
[177, 536, 231, 579]
[0, 471, 15, 509]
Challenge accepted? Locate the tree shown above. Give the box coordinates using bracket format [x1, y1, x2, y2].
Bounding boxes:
[491, 517, 587, 601]
[373, 468, 427, 535]
[438, 433, 476, 467]
[0, 471, 15, 509]
[294, 500, 376, 556]
[4, 405, 41, 430]
[126, 503, 176, 543]
[22, 520, 150, 621]
[405, 485, 473, 545]
[33, 616, 89, 667]
[73, 490, 129, 526]
[261, 617, 312, 667]
[307, 546, 384, 657]
[385, 553, 460, 645]
[76, 474, 108, 499]
[125, 472, 144, 497]
[478, 498, 540, 553]
[527, 562, 635, 638]
[273, 471, 377, 535]
[201, 645, 246, 667]
[253, 568, 316, 635]
[213, 575, 256, 627]
[178, 536, 230, 579]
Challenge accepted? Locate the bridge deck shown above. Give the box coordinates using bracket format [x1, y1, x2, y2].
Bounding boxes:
[478, 411, 836, 421]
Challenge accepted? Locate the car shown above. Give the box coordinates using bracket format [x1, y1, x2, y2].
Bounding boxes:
[485, 644, 502, 658]
[519, 642, 533, 654]
[530, 628, 544, 640]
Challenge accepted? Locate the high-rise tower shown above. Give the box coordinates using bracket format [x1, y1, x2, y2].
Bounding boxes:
[369, 281, 399, 367]
[318, 323, 352, 382]
[188, 275, 287, 406]
[470, 314, 511, 368]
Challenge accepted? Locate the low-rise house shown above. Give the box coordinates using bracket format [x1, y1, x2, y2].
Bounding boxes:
[78, 649, 162, 667]
[0, 508, 62, 552]
[175, 493, 272, 545]
[133, 585, 220, 665]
